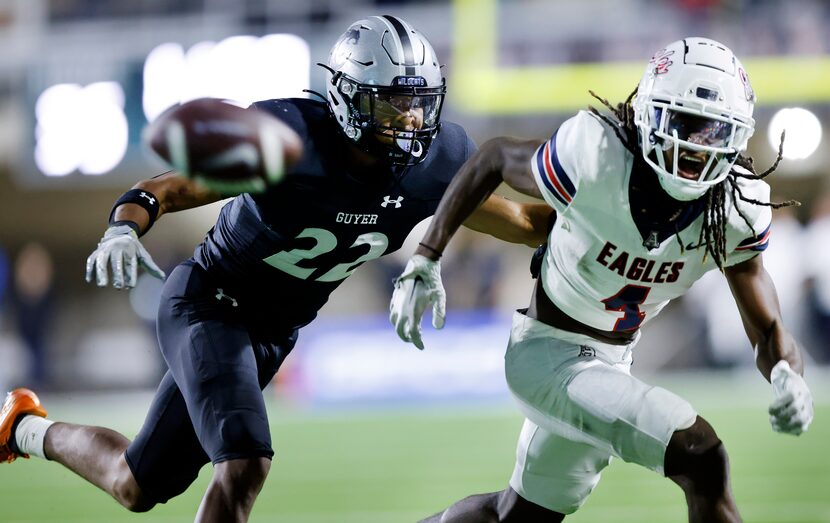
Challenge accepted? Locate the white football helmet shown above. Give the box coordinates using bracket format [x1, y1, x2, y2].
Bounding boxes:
[633, 37, 756, 201]
[324, 15, 445, 165]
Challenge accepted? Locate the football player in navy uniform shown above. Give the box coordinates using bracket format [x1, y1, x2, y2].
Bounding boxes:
[0, 16, 550, 522]
[391, 38, 814, 522]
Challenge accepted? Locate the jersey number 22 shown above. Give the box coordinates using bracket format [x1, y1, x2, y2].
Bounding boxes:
[263, 227, 389, 282]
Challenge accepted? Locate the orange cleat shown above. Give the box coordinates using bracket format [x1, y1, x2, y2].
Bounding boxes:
[0, 388, 48, 463]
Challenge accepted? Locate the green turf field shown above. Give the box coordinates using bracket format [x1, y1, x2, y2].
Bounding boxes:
[2, 371, 828, 523]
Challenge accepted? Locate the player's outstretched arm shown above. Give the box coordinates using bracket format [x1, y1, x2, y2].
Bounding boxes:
[390, 137, 546, 349]
[724, 254, 802, 377]
[420, 136, 548, 259]
[724, 254, 813, 435]
[464, 197, 552, 248]
[85, 171, 223, 289]
[117, 170, 223, 230]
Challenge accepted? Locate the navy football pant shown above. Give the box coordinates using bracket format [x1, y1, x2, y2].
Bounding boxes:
[124, 261, 297, 504]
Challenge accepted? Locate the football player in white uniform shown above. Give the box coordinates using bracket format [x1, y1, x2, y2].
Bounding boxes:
[390, 38, 814, 522]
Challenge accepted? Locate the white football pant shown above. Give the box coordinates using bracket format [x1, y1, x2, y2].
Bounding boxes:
[505, 312, 698, 514]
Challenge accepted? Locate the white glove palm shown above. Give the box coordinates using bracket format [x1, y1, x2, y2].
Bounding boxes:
[85, 225, 166, 289]
[389, 255, 446, 350]
[769, 360, 813, 436]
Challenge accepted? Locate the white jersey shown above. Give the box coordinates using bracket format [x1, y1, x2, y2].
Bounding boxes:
[530, 111, 772, 332]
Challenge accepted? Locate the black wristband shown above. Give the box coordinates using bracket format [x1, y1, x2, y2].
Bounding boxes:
[108, 189, 160, 236]
[110, 220, 141, 236]
[418, 242, 443, 259]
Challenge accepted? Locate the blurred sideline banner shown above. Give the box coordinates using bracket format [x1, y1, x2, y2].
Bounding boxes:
[452, 0, 830, 114]
[284, 311, 514, 406]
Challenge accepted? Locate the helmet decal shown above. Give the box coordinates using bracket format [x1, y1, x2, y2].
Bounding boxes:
[738, 67, 756, 102]
[650, 48, 675, 75]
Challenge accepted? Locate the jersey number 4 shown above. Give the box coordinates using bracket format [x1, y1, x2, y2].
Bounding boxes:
[263, 227, 389, 282]
[602, 284, 651, 331]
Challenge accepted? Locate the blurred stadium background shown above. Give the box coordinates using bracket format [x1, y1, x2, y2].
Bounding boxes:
[1, 0, 829, 521]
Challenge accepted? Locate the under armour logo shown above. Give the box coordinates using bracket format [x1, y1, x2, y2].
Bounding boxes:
[578, 345, 596, 358]
[140, 192, 156, 205]
[381, 195, 404, 209]
[215, 288, 238, 307]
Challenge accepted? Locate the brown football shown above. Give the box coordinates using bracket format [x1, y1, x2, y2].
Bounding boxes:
[144, 98, 302, 192]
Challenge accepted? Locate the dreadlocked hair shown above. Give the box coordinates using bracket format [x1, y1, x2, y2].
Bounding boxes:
[588, 88, 799, 270]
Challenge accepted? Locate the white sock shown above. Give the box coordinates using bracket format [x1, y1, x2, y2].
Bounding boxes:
[14, 415, 55, 460]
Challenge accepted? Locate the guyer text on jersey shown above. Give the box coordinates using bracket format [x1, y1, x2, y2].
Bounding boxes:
[335, 212, 379, 225]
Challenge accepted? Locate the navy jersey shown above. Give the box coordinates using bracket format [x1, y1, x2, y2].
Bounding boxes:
[193, 98, 476, 331]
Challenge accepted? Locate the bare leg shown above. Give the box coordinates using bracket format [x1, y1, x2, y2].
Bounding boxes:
[665, 416, 741, 523]
[44, 422, 154, 512]
[195, 457, 271, 523]
[419, 510, 443, 523]
[420, 488, 565, 523]
[419, 493, 499, 523]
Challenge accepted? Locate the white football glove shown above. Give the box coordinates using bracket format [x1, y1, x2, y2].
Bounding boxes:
[769, 360, 813, 436]
[85, 225, 166, 289]
[389, 254, 446, 350]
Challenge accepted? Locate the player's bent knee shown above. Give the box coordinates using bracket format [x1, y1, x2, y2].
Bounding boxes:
[665, 417, 730, 489]
[214, 457, 272, 493]
[498, 488, 566, 523]
[112, 459, 156, 512]
[117, 490, 156, 513]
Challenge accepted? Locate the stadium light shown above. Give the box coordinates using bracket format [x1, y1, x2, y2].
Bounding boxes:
[143, 34, 310, 122]
[34, 82, 128, 176]
[768, 107, 823, 160]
